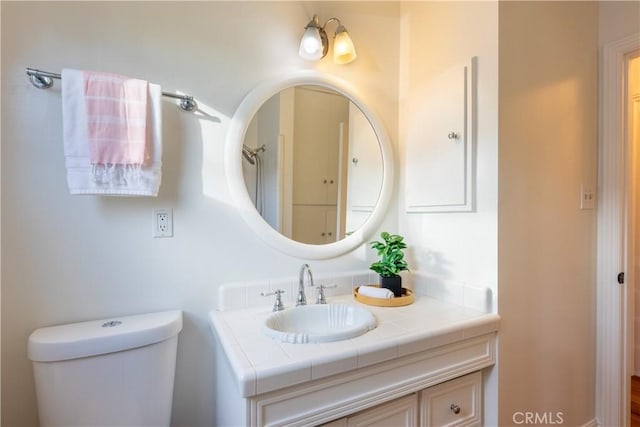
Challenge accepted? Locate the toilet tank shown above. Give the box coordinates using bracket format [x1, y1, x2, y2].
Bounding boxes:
[28, 310, 182, 427]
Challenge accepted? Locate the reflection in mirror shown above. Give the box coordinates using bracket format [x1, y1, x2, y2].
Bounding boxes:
[242, 85, 383, 245]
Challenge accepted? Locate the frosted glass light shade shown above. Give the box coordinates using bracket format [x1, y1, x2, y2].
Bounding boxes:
[299, 26, 324, 61]
[333, 27, 357, 64]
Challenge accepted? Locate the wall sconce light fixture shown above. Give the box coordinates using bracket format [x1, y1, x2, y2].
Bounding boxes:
[298, 15, 357, 65]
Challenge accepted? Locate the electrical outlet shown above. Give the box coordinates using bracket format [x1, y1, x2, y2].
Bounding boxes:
[153, 208, 173, 238]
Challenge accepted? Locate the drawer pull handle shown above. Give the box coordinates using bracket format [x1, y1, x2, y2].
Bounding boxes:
[450, 404, 461, 415]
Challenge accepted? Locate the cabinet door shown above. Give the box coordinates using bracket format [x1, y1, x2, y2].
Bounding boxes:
[292, 205, 327, 244]
[325, 206, 337, 243]
[292, 205, 337, 244]
[346, 394, 418, 427]
[292, 87, 348, 206]
[419, 372, 481, 427]
[405, 58, 475, 213]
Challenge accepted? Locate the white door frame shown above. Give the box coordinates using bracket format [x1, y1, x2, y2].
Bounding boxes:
[597, 33, 640, 427]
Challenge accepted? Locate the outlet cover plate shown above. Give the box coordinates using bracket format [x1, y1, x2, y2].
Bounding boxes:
[153, 208, 173, 238]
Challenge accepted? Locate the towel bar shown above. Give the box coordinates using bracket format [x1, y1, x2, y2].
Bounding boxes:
[25, 67, 197, 112]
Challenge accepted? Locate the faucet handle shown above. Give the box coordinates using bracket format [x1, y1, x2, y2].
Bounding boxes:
[261, 289, 285, 312]
[316, 284, 337, 304]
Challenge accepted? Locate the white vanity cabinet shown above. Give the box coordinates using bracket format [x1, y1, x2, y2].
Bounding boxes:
[243, 334, 493, 426]
[209, 294, 499, 427]
[323, 394, 419, 427]
[320, 372, 481, 427]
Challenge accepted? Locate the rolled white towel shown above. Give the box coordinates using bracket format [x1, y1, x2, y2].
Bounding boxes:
[358, 285, 394, 299]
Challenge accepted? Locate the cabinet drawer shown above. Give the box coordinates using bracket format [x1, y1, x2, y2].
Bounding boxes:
[419, 372, 481, 427]
[347, 394, 418, 427]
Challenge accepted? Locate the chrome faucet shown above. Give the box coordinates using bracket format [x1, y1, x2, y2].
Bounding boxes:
[315, 283, 337, 304]
[297, 264, 315, 306]
[261, 289, 285, 312]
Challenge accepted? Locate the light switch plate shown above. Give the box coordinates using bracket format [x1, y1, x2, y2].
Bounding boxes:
[580, 185, 595, 210]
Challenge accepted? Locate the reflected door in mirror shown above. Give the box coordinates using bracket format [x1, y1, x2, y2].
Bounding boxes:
[241, 83, 384, 247]
[292, 87, 349, 244]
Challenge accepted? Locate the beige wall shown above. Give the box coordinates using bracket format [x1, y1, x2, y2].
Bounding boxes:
[599, 0, 640, 46]
[398, 0, 499, 297]
[397, 2, 499, 423]
[1, 1, 629, 426]
[498, 2, 598, 426]
[1, 2, 400, 425]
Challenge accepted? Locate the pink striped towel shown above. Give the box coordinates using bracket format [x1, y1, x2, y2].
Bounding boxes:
[61, 69, 162, 196]
[83, 71, 149, 166]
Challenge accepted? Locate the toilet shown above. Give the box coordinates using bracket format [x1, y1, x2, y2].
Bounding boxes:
[28, 310, 182, 427]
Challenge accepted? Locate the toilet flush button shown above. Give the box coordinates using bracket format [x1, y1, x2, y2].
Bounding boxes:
[101, 320, 123, 328]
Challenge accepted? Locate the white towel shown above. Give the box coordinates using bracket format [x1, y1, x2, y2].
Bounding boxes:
[61, 69, 162, 196]
[358, 285, 394, 299]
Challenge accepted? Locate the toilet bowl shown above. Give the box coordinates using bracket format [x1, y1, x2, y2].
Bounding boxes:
[28, 310, 182, 427]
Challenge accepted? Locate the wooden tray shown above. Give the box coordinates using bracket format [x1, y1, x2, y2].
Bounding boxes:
[354, 285, 415, 307]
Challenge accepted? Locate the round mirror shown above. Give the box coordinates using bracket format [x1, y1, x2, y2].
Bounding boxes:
[225, 71, 394, 259]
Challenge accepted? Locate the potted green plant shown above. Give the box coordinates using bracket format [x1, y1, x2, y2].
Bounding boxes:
[369, 232, 409, 297]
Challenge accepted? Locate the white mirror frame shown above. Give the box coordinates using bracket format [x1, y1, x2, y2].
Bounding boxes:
[225, 70, 394, 259]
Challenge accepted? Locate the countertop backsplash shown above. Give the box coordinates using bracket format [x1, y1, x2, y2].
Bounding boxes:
[218, 269, 493, 313]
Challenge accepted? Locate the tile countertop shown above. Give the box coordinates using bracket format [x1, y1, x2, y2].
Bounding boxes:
[209, 293, 500, 398]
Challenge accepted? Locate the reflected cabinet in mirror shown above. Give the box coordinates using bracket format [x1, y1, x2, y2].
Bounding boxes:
[225, 71, 394, 259]
[242, 85, 383, 245]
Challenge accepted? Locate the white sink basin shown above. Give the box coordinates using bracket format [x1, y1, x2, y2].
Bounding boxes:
[262, 304, 377, 344]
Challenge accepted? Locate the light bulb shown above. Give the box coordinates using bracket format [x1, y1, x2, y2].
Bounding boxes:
[333, 27, 357, 64]
[299, 26, 323, 60]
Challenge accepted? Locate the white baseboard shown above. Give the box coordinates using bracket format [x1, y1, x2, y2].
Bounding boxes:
[583, 417, 599, 427]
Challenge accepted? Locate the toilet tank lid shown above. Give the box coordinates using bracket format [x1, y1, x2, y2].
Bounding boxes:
[28, 310, 183, 362]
